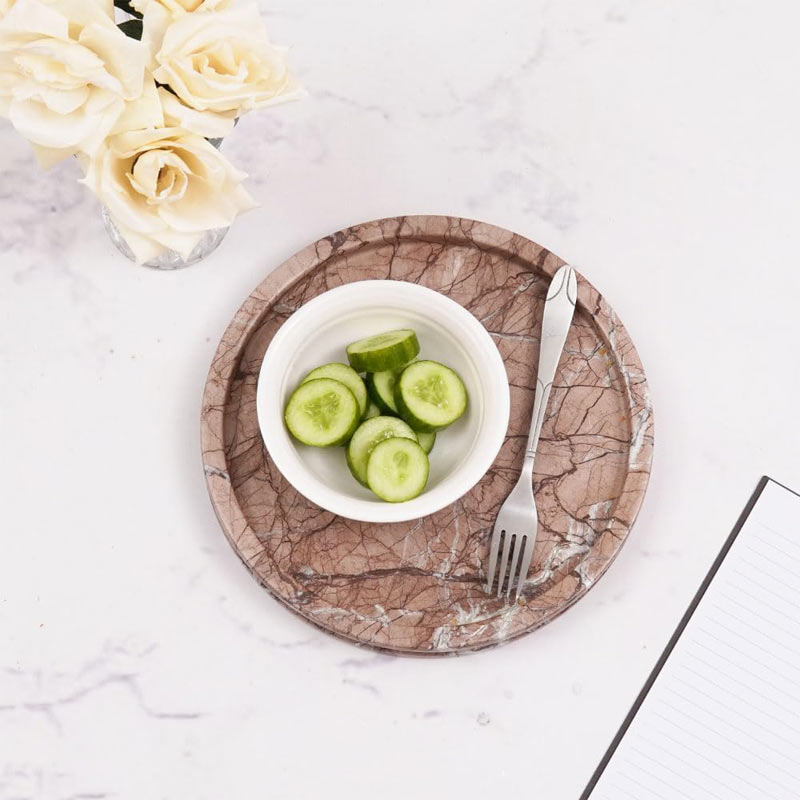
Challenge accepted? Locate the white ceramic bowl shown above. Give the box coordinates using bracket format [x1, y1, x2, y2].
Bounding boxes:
[256, 280, 510, 523]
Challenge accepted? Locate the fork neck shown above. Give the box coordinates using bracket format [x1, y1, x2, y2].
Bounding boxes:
[520, 452, 535, 484]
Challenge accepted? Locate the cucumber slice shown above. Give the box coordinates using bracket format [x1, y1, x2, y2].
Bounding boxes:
[345, 416, 418, 486]
[301, 363, 367, 417]
[346, 329, 419, 373]
[415, 430, 436, 454]
[363, 400, 381, 420]
[366, 370, 399, 414]
[366, 358, 418, 414]
[284, 378, 360, 447]
[394, 360, 468, 432]
[366, 437, 429, 502]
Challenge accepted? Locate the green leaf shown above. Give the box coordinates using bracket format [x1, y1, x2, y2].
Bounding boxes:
[118, 19, 143, 40]
[114, 0, 143, 19]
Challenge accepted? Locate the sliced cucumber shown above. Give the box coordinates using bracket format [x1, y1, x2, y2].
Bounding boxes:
[394, 360, 468, 433]
[346, 329, 419, 373]
[366, 370, 399, 414]
[301, 362, 367, 417]
[415, 430, 436, 454]
[363, 400, 381, 420]
[284, 378, 360, 447]
[345, 416, 418, 486]
[366, 437, 429, 502]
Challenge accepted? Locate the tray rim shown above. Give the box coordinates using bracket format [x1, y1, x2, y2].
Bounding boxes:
[201, 214, 655, 655]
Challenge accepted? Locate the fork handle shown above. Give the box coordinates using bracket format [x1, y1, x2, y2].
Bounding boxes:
[523, 265, 578, 474]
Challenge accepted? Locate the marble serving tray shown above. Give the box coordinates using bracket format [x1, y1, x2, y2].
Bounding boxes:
[201, 216, 654, 654]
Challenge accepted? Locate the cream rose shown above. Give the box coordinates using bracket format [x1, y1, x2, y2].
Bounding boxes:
[0, 0, 149, 165]
[132, 0, 230, 16]
[142, 2, 302, 135]
[81, 126, 257, 263]
[0, 0, 16, 16]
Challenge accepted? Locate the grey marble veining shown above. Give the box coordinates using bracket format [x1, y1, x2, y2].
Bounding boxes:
[2, 1, 800, 798]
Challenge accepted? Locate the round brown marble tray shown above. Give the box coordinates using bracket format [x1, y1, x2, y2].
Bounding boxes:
[201, 216, 654, 654]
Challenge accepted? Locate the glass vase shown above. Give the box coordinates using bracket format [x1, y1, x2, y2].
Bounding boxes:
[101, 206, 229, 271]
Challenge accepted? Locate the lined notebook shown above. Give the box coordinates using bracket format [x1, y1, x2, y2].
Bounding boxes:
[582, 477, 800, 799]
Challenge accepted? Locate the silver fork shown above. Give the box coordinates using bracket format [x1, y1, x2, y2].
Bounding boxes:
[485, 264, 578, 600]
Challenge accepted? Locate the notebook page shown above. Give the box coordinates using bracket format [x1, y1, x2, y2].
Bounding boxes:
[585, 479, 800, 799]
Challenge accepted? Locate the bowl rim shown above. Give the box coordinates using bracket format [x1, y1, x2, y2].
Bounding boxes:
[255, 279, 510, 523]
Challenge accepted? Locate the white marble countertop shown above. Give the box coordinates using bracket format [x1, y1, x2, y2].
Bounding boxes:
[2, 1, 800, 797]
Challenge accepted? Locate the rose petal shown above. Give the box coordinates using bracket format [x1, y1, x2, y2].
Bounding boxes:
[111, 76, 163, 134]
[114, 222, 166, 264]
[151, 227, 203, 259]
[9, 95, 98, 147]
[55, 0, 114, 29]
[157, 86, 234, 138]
[148, 3, 302, 115]
[0, 0, 150, 161]
[82, 126, 255, 262]
[79, 22, 145, 99]
[0, 0, 67, 38]
[29, 140, 75, 168]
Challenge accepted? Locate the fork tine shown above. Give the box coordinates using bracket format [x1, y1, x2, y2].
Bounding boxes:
[485, 525, 503, 591]
[496, 532, 514, 598]
[505, 533, 524, 600]
[514, 533, 536, 601]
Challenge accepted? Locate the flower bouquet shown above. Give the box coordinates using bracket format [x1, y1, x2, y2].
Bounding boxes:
[0, 0, 302, 267]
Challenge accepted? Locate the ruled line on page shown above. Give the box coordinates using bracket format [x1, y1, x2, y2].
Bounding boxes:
[675, 663, 800, 736]
[583, 479, 800, 800]
[705, 608, 800, 653]
[724, 581, 800, 620]
[604, 782, 643, 800]
[650, 709, 800, 782]
[755, 520, 800, 549]
[742, 543, 798, 578]
[704, 606, 800, 653]
[622, 755, 698, 799]
[752, 534, 800, 561]
[692, 626, 800, 679]
[664, 684, 796, 755]
[717, 589, 800, 629]
[731, 563, 800, 606]
[685, 644, 800, 705]
[608, 772, 672, 800]
[697, 617, 800, 672]
[627, 745, 734, 800]
[642, 729, 786, 795]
